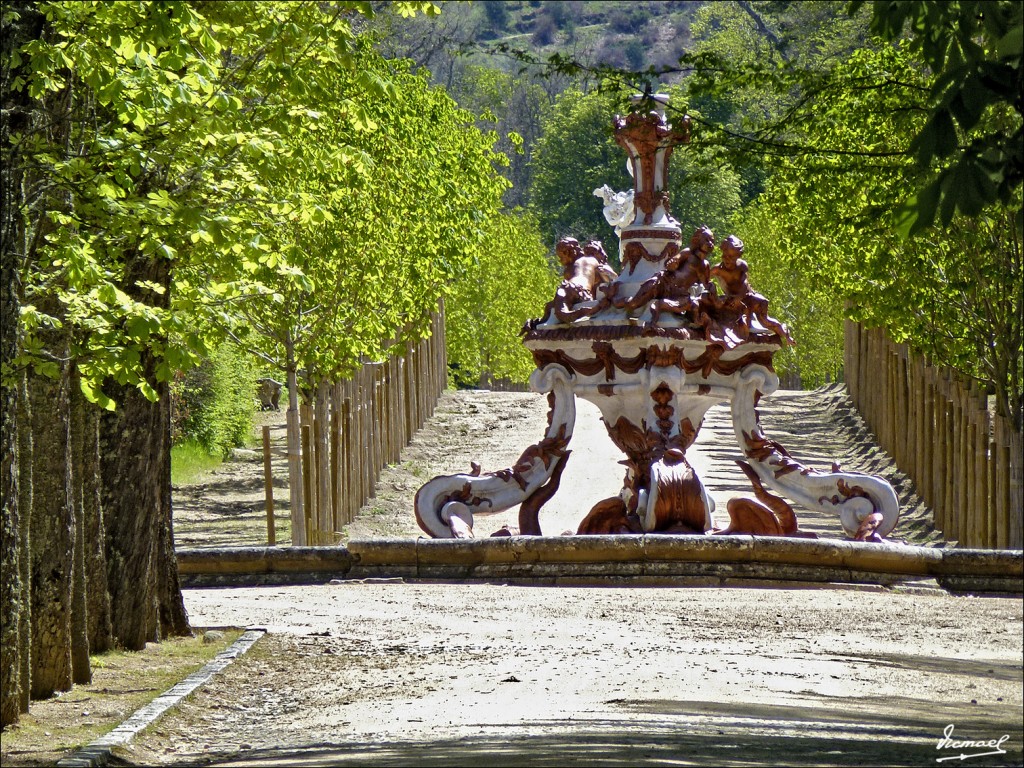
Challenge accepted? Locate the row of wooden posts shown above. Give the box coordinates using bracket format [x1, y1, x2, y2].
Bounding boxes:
[844, 320, 1022, 549]
[261, 311, 448, 545]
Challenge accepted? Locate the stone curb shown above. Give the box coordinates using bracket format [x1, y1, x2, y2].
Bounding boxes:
[56, 629, 265, 768]
[176, 538, 1022, 594]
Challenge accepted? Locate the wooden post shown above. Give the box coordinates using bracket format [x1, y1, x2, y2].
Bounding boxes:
[262, 425, 276, 546]
[922, 360, 936, 510]
[965, 410, 979, 548]
[843, 319, 853, 402]
[353, 370, 364, 510]
[988, 421, 999, 549]
[301, 422, 314, 545]
[384, 357, 396, 465]
[395, 355, 406, 459]
[315, 380, 331, 543]
[971, 383, 987, 547]
[901, 352, 909, 473]
[934, 366, 949, 535]
[438, 299, 448, 395]
[362, 365, 374, 505]
[342, 390, 354, 524]
[331, 380, 343, 534]
[954, 377, 968, 543]
[913, 354, 929, 493]
[994, 415, 1008, 549]
[856, 321, 867, 413]
[887, 345, 898, 458]
[285, 363, 305, 546]
[1009, 422, 1023, 549]
[404, 342, 415, 439]
[415, 338, 426, 430]
[940, 370, 955, 540]
[367, 365, 379, 500]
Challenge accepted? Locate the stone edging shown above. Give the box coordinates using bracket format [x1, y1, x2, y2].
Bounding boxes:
[56, 629, 265, 768]
[176, 538, 1023, 594]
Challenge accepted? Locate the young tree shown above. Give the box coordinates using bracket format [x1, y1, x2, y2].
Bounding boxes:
[446, 210, 558, 386]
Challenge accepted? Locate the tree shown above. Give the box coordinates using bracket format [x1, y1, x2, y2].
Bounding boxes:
[446, 210, 559, 386]
[192, 42, 514, 537]
[850, 0, 1023, 233]
[0, 2, 34, 724]
[737, 43, 1022, 427]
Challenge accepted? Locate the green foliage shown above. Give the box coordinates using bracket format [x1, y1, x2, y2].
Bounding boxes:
[732, 201, 844, 389]
[206, 41, 512, 388]
[850, 0, 1023, 233]
[734, 42, 1022, 424]
[10, 0, 443, 410]
[669, 3, 1021, 418]
[529, 88, 629, 250]
[448, 64, 549, 208]
[445, 209, 558, 387]
[170, 342, 256, 458]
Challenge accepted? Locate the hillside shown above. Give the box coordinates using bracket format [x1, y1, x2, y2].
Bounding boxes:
[465, 0, 701, 75]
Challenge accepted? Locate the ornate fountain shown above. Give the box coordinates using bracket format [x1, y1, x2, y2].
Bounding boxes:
[415, 94, 899, 542]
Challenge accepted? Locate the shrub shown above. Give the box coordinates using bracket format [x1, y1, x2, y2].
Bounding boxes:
[170, 342, 258, 457]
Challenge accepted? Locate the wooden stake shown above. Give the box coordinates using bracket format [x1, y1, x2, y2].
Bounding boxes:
[262, 425, 275, 546]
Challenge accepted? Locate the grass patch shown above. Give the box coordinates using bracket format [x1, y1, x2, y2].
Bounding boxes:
[171, 440, 223, 485]
[0, 629, 243, 767]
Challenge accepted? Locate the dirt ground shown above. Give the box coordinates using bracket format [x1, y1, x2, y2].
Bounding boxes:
[3, 387, 1010, 766]
[129, 386, 1024, 767]
[121, 584, 1022, 767]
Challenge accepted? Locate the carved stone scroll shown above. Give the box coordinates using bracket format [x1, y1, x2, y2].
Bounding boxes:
[414, 366, 576, 538]
[728, 366, 900, 538]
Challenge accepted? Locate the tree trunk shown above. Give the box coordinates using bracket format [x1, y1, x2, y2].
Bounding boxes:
[0, 181, 22, 729]
[100, 250, 188, 650]
[28, 361, 74, 700]
[81, 405, 112, 654]
[101, 380, 163, 649]
[285, 334, 304, 545]
[16, 374, 32, 714]
[69, 380, 91, 684]
[156, 390, 189, 638]
[2, 0, 43, 727]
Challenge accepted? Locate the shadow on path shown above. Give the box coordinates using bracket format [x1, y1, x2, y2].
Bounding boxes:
[149, 695, 1022, 767]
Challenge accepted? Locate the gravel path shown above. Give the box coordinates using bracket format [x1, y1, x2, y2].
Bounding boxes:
[148, 386, 1023, 767]
[122, 583, 1022, 767]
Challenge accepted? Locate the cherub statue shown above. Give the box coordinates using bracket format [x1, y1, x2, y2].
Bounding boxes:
[614, 226, 717, 330]
[525, 237, 618, 330]
[711, 235, 794, 346]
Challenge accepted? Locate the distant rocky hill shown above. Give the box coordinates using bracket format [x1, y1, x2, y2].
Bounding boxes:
[442, 0, 702, 76]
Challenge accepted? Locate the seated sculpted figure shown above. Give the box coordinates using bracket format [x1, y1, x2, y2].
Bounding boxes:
[527, 237, 618, 329]
[615, 226, 717, 330]
[711, 235, 794, 345]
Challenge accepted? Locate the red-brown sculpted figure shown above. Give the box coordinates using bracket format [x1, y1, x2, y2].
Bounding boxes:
[548, 237, 617, 323]
[616, 226, 717, 330]
[711, 235, 794, 346]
